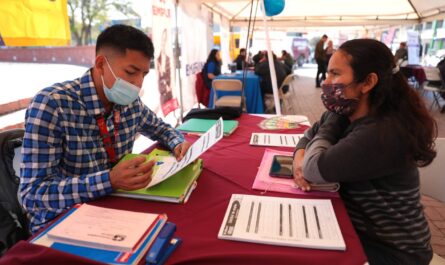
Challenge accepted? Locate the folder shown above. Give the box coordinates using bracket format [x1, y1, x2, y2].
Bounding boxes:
[177, 118, 238, 136]
[146, 222, 176, 264]
[112, 149, 203, 203]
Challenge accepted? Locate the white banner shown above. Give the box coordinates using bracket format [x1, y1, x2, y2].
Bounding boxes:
[179, 2, 210, 110]
[152, 0, 178, 116]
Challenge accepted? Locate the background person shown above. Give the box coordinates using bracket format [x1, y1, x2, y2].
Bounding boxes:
[293, 39, 436, 265]
[234, 48, 247, 70]
[20, 24, 191, 234]
[201, 49, 222, 90]
[280, 50, 294, 70]
[394, 41, 408, 65]
[315, 34, 328, 87]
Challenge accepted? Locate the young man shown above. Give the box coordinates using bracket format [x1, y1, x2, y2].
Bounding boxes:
[20, 24, 190, 233]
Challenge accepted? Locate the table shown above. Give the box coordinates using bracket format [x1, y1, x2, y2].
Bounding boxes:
[0, 114, 367, 265]
[209, 71, 264, 114]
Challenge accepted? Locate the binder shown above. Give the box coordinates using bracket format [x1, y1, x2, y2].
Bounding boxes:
[112, 149, 203, 203]
[149, 237, 182, 265]
[146, 222, 176, 264]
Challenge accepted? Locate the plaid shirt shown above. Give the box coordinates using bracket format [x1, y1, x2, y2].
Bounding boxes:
[20, 70, 184, 233]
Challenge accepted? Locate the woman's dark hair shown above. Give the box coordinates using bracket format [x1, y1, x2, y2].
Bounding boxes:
[339, 39, 437, 167]
[206, 49, 220, 63]
[96, 24, 154, 59]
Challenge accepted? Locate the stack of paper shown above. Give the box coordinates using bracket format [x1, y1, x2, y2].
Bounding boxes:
[31, 204, 167, 265]
[250, 133, 303, 147]
[258, 116, 308, 130]
[218, 194, 346, 251]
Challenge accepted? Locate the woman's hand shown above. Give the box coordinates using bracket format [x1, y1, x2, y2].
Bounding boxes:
[293, 149, 311, 191]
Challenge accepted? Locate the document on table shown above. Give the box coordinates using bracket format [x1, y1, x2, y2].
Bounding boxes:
[250, 133, 303, 147]
[147, 117, 224, 188]
[218, 194, 346, 251]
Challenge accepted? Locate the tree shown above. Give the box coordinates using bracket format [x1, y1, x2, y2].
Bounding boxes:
[68, 0, 139, 46]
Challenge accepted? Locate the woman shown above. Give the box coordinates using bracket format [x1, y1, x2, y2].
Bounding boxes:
[293, 39, 436, 265]
[202, 49, 222, 89]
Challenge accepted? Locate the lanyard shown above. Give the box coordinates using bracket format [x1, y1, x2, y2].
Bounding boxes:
[96, 110, 120, 165]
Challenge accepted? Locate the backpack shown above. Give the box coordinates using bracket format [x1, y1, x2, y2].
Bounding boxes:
[0, 129, 30, 256]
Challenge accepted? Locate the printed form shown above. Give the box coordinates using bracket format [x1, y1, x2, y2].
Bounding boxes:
[147, 117, 224, 187]
[250, 133, 303, 148]
[218, 194, 346, 251]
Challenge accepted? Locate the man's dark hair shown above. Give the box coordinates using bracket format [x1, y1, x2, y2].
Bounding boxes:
[322, 34, 328, 39]
[96, 24, 154, 58]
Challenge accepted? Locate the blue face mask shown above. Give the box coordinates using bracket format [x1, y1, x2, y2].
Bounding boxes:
[101, 58, 140, 105]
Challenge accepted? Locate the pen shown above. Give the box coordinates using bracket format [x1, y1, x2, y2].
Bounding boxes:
[280, 135, 283, 145]
[314, 206, 322, 239]
[292, 136, 296, 145]
[279, 203, 283, 236]
[303, 206, 308, 238]
[284, 135, 288, 146]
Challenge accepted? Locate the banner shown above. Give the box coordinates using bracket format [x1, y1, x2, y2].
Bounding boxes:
[0, 0, 70, 46]
[407, 31, 420, 65]
[179, 2, 210, 110]
[152, 0, 178, 116]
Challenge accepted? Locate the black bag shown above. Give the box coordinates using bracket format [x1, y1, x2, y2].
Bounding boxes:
[183, 107, 242, 122]
[0, 129, 30, 256]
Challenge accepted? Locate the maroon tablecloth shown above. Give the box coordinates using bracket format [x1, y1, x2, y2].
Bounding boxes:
[0, 114, 368, 265]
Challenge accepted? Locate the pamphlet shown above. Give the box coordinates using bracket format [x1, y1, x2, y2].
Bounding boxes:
[147, 117, 224, 187]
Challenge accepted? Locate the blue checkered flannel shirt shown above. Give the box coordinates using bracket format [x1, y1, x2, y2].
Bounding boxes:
[20, 70, 184, 233]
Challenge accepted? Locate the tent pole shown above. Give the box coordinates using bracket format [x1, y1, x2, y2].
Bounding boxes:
[260, 0, 281, 115]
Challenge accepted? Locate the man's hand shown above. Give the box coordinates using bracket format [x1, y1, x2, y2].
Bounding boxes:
[293, 149, 311, 191]
[173, 141, 191, 161]
[109, 156, 154, 191]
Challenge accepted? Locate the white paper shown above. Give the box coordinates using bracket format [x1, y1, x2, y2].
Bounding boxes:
[47, 204, 160, 252]
[250, 133, 303, 147]
[147, 117, 224, 187]
[218, 194, 346, 251]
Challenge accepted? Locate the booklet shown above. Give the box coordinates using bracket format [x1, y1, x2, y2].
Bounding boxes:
[113, 149, 203, 203]
[178, 118, 239, 136]
[32, 204, 167, 265]
[46, 204, 164, 253]
[218, 194, 346, 251]
[258, 115, 309, 130]
[252, 149, 340, 197]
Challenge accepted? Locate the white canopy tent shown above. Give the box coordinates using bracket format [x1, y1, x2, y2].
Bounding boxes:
[189, 0, 445, 29]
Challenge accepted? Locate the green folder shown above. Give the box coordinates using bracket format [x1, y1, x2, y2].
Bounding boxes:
[177, 118, 239, 136]
[112, 149, 203, 203]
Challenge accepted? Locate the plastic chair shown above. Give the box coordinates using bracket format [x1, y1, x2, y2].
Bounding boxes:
[422, 67, 445, 111]
[264, 73, 297, 114]
[212, 79, 243, 108]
